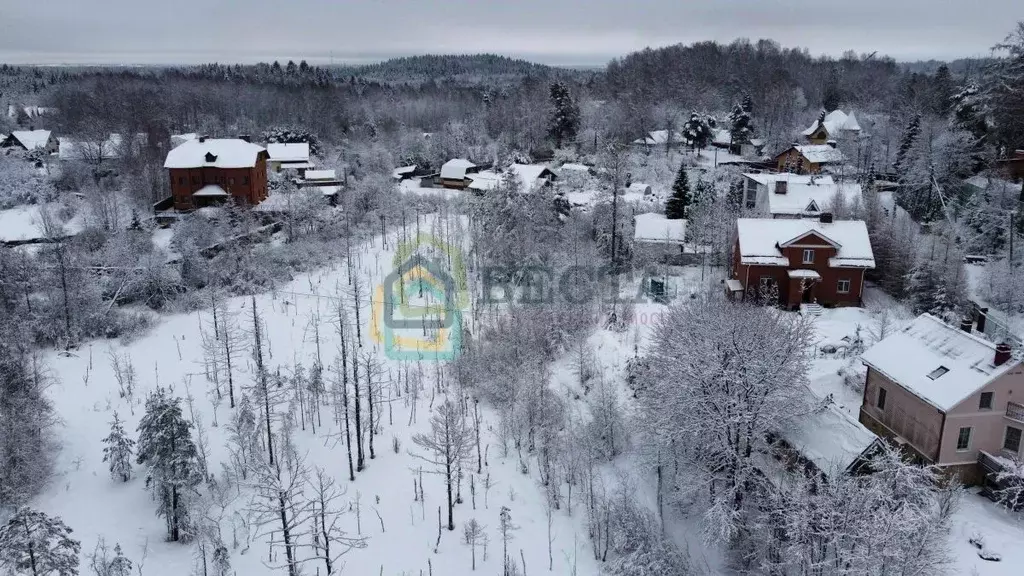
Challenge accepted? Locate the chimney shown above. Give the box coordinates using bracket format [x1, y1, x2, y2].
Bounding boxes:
[198, 136, 207, 143]
[826, 140, 838, 149]
[960, 318, 973, 333]
[977, 308, 989, 333]
[774, 181, 788, 195]
[819, 212, 833, 224]
[238, 134, 251, 143]
[995, 343, 1012, 367]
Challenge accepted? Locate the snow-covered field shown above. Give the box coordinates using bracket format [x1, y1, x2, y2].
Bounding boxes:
[33, 216, 602, 576]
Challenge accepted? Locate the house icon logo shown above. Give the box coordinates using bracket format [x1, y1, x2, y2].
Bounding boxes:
[370, 232, 467, 361]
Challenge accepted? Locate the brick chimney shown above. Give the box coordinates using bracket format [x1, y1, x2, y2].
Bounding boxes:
[198, 136, 207, 143]
[774, 181, 788, 195]
[977, 308, 989, 333]
[819, 212, 834, 224]
[960, 318, 973, 333]
[995, 343, 1012, 367]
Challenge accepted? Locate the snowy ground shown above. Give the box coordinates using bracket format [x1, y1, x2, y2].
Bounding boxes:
[33, 216, 602, 576]
[0, 201, 84, 242]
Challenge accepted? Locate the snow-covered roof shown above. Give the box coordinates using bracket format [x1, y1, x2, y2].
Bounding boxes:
[392, 165, 417, 179]
[784, 144, 846, 165]
[802, 110, 862, 137]
[632, 130, 682, 146]
[0, 202, 85, 242]
[781, 394, 879, 474]
[164, 138, 266, 169]
[788, 269, 821, 279]
[628, 182, 653, 195]
[634, 213, 686, 245]
[860, 314, 1018, 411]
[757, 175, 863, 217]
[509, 164, 553, 190]
[735, 218, 875, 268]
[467, 170, 500, 191]
[193, 184, 229, 197]
[170, 133, 198, 148]
[559, 163, 591, 173]
[9, 129, 52, 150]
[266, 142, 310, 162]
[303, 169, 337, 181]
[440, 159, 476, 180]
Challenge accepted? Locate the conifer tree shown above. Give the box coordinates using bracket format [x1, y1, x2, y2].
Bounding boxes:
[136, 388, 201, 542]
[108, 544, 132, 576]
[894, 113, 922, 172]
[728, 103, 753, 148]
[665, 165, 691, 219]
[102, 411, 134, 482]
[0, 507, 81, 576]
[547, 82, 580, 149]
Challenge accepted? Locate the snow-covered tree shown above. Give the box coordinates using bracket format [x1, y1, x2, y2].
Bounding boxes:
[987, 22, 1024, 150]
[136, 388, 202, 542]
[906, 236, 968, 318]
[0, 507, 81, 576]
[411, 400, 474, 531]
[728, 102, 753, 148]
[307, 466, 366, 575]
[101, 412, 134, 483]
[640, 295, 812, 541]
[682, 112, 713, 153]
[547, 82, 580, 149]
[893, 113, 921, 173]
[665, 164, 691, 219]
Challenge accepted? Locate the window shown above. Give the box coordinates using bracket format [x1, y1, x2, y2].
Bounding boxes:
[802, 249, 815, 264]
[1004, 426, 1022, 454]
[229, 178, 235, 186]
[877, 387, 887, 410]
[837, 279, 851, 294]
[178, 177, 185, 185]
[927, 366, 949, 380]
[956, 427, 972, 451]
[243, 176, 249, 185]
[980, 392, 994, 410]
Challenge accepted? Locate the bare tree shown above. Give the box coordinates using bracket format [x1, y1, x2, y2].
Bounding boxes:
[463, 519, 485, 571]
[411, 400, 474, 531]
[307, 466, 367, 574]
[245, 431, 310, 576]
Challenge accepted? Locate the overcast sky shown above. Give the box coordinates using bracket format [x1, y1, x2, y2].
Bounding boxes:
[1, 0, 1020, 66]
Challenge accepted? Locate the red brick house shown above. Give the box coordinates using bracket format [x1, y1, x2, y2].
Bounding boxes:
[164, 138, 269, 210]
[733, 215, 875, 309]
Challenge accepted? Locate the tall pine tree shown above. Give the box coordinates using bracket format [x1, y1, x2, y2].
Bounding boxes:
[665, 165, 691, 219]
[894, 113, 922, 173]
[0, 507, 81, 576]
[102, 411, 134, 482]
[136, 388, 201, 542]
[547, 82, 580, 149]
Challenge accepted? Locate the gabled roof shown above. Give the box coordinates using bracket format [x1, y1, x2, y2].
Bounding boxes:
[801, 110, 862, 137]
[440, 158, 476, 180]
[164, 138, 266, 169]
[392, 165, 417, 179]
[266, 142, 310, 162]
[193, 184, 229, 197]
[634, 213, 686, 245]
[861, 314, 1018, 411]
[735, 218, 875, 268]
[8, 129, 52, 150]
[509, 163, 554, 190]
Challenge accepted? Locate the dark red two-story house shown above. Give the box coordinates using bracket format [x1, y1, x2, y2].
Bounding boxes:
[164, 137, 269, 210]
[732, 214, 875, 309]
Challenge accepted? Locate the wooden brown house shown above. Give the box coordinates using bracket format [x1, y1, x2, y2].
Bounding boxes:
[732, 215, 875, 309]
[164, 138, 269, 210]
[775, 144, 846, 174]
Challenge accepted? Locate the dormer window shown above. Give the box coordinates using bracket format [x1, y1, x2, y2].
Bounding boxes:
[205, 152, 218, 163]
[806, 200, 819, 212]
[802, 249, 814, 264]
[927, 366, 949, 380]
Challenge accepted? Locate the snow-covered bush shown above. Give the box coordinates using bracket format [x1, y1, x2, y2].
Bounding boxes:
[0, 155, 56, 208]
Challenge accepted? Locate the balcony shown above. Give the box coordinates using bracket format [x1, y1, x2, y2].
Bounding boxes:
[1006, 402, 1024, 423]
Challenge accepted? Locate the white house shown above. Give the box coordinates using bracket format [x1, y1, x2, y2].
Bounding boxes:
[1, 130, 58, 153]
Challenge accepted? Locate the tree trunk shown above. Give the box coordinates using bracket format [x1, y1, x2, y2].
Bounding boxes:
[279, 492, 296, 576]
[353, 342, 364, 471]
